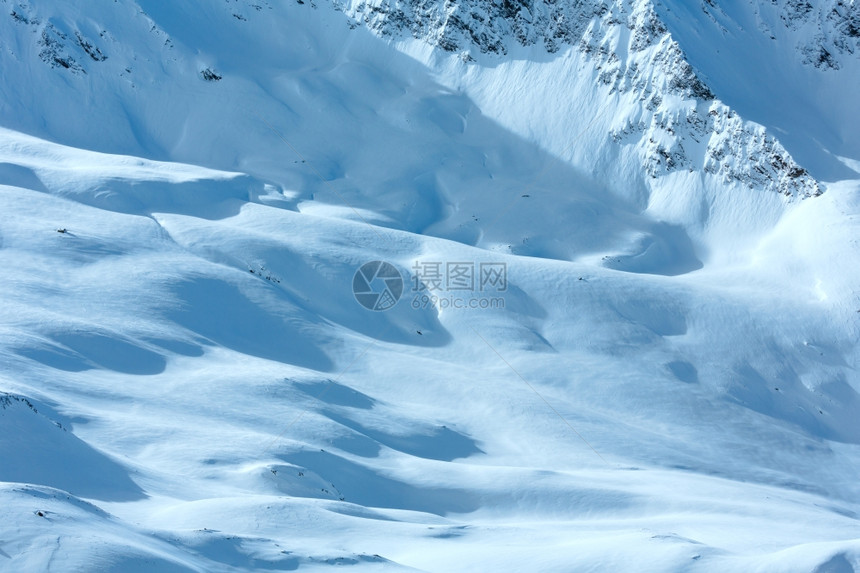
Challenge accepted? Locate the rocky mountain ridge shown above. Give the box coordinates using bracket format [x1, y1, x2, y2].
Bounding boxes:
[341, 0, 827, 199]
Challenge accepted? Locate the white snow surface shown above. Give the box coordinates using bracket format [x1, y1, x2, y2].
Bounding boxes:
[1, 0, 859, 571]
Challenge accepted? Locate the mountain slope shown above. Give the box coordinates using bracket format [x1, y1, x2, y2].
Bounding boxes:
[654, 0, 860, 181]
[1, 0, 859, 571]
[341, 0, 832, 265]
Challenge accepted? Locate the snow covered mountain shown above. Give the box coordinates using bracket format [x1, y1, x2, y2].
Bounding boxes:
[1, 0, 859, 571]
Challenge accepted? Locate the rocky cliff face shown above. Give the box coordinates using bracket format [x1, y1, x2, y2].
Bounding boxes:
[756, 0, 859, 70]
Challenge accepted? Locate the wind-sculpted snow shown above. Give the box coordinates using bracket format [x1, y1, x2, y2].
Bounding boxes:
[0, 0, 859, 571]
